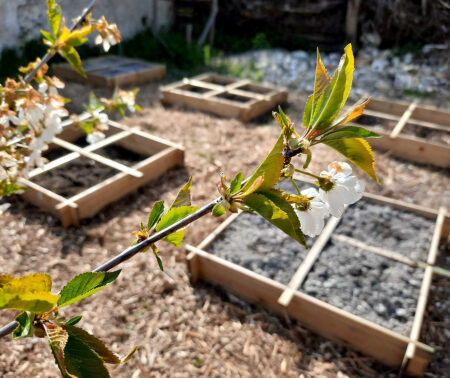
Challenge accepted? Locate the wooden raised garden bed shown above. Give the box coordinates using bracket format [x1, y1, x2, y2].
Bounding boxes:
[352, 98, 450, 168]
[160, 73, 288, 121]
[20, 120, 184, 227]
[185, 179, 449, 376]
[53, 55, 166, 87]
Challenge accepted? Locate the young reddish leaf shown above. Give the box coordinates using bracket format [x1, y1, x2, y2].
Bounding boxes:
[63, 325, 136, 365]
[59, 46, 86, 77]
[313, 48, 331, 101]
[330, 97, 371, 127]
[240, 133, 284, 194]
[322, 138, 379, 183]
[63, 334, 110, 378]
[170, 176, 193, 208]
[147, 200, 165, 230]
[0, 273, 59, 313]
[13, 312, 34, 339]
[230, 172, 243, 194]
[58, 271, 120, 308]
[319, 126, 381, 142]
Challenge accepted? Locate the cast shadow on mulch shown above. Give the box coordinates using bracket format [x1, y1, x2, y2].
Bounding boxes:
[3, 166, 190, 257]
[190, 282, 397, 377]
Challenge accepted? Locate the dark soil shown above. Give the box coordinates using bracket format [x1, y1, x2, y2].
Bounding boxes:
[207, 211, 313, 284]
[94, 144, 146, 167]
[43, 144, 72, 161]
[334, 200, 435, 261]
[402, 124, 450, 145]
[356, 114, 396, 133]
[32, 157, 119, 198]
[302, 239, 423, 335]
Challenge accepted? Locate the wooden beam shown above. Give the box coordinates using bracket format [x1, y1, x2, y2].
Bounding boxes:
[402, 207, 445, 375]
[390, 99, 419, 138]
[278, 215, 343, 307]
[52, 137, 144, 178]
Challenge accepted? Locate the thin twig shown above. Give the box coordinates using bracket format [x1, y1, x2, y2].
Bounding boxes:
[23, 0, 101, 84]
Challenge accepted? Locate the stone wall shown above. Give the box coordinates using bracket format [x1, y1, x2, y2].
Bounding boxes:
[0, 0, 173, 52]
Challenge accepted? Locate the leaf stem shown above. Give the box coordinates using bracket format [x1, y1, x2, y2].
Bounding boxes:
[294, 168, 321, 180]
[290, 177, 302, 196]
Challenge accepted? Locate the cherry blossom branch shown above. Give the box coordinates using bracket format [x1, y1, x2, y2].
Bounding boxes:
[23, 0, 100, 84]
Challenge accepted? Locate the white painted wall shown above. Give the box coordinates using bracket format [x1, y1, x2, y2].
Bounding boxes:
[0, 0, 173, 52]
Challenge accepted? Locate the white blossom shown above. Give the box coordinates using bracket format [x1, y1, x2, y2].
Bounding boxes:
[86, 131, 105, 144]
[95, 34, 117, 52]
[319, 161, 365, 217]
[295, 187, 329, 237]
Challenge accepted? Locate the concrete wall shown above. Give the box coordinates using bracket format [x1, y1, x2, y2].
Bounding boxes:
[0, 0, 173, 52]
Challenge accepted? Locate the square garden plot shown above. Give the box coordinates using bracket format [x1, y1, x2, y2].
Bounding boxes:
[185, 180, 449, 376]
[52, 55, 166, 87]
[160, 73, 287, 121]
[20, 121, 184, 227]
[354, 98, 450, 168]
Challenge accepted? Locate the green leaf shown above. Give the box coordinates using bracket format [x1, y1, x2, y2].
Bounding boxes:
[320, 126, 381, 142]
[170, 176, 193, 209]
[240, 133, 284, 194]
[302, 95, 314, 128]
[330, 97, 371, 127]
[313, 48, 331, 100]
[230, 172, 243, 194]
[156, 206, 199, 232]
[162, 230, 186, 247]
[322, 138, 379, 183]
[63, 334, 110, 378]
[244, 193, 307, 248]
[58, 271, 120, 308]
[59, 46, 86, 77]
[0, 273, 59, 313]
[63, 325, 136, 365]
[147, 200, 165, 229]
[154, 251, 164, 271]
[40, 29, 55, 44]
[278, 106, 290, 128]
[64, 315, 82, 326]
[0, 181, 25, 196]
[45, 322, 71, 378]
[310, 44, 354, 131]
[212, 202, 228, 217]
[47, 0, 62, 37]
[13, 312, 33, 339]
[64, 26, 93, 47]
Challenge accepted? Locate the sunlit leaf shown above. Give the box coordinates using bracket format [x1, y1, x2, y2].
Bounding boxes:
[58, 271, 120, 308]
[0, 273, 59, 313]
[13, 312, 33, 339]
[0, 181, 24, 196]
[313, 48, 331, 101]
[64, 26, 93, 47]
[322, 138, 379, 183]
[240, 133, 284, 194]
[147, 200, 165, 230]
[162, 230, 185, 247]
[212, 202, 228, 217]
[47, 0, 62, 37]
[244, 193, 307, 247]
[59, 46, 86, 77]
[170, 176, 193, 208]
[237, 176, 264, 198]
[230, 172, 243, 194]
[40, 30, 55, 44]
[330, 97, 371, 127]
[319, 126, 381, 142]
[155, 206, 199, 232]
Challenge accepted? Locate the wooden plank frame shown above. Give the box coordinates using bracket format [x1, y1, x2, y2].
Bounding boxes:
[21, 121, 184, 227]
[185, 188, 449, 376]
[53, 55, 166, 87]
[354, 98, 450, 168]
[160, 73, 288, 121]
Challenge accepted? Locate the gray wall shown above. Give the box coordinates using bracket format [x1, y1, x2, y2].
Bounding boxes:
[0, 0, 173, 52]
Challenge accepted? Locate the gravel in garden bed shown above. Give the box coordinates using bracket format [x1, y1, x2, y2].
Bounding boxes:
[206, 211, 314, 285]
[302, 239, 423, 335]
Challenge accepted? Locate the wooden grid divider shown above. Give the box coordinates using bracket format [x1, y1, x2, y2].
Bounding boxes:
[185, 186, 449, 376]
[353, 97, 450, 167]
[161, 73, 287, 121]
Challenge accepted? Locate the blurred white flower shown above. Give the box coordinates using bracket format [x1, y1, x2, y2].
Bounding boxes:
[319, 161, 365, 217]
[295, 187, 329, 237]
[86, 131, 105, 144]
[95, 34, 117, 52]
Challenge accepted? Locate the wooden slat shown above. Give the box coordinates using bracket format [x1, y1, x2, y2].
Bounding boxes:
[402, 208, 445, 374]
[278, 215, 343, 307]
[52, 137, 144, 178]
[184, 78, 223, 91]
[186, 245, 433, 373]
[390, 99, 418, 138]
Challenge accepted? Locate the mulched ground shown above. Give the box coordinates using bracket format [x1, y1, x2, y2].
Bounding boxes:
[0, 77, 448, 377]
